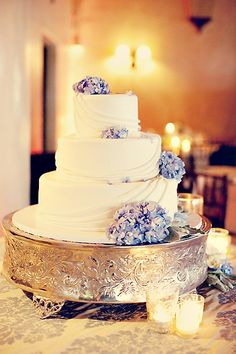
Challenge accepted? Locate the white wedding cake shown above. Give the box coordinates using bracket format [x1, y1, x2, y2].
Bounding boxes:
[13, 77, 185, 244]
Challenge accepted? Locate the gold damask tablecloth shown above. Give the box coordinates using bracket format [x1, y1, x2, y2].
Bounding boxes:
[0, 238, 236, 354]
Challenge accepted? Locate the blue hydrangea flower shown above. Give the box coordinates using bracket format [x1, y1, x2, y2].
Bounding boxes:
[107, 201, 171, 246]
[122, 177, 130, 183]
[72, 76, 110, 95]
[172, 211, 189, 227]
[221, 262, 234, 275]
[101, 127, 129, 139]
[159, 151, 185, 182]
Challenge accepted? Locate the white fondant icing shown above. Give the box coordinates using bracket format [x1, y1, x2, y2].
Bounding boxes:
[38, 172, 177, 233]
[56, 133, 161, 183]
[12, 207, 202, 244]
[12, 205, 113, 243]
[74, 94, 140, 138]
[13, 90, 179, 243]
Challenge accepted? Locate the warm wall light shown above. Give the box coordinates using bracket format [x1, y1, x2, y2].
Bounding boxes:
[115, 44, 131, 58]
[115, 44, 131, 68]
[135, 45, 152, 69]
[113, 44, 153, 72]
[68, 43, 85, 58]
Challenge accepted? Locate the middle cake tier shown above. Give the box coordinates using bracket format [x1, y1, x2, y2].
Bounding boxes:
[55, 133, 161, 184]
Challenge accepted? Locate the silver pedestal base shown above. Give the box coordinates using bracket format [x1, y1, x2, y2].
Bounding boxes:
[2, 213, 210, 304]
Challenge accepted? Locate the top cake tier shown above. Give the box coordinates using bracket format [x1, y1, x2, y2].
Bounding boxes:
[74, 93, 141, 138]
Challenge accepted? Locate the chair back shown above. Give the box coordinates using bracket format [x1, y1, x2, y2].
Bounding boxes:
[193, 173, 228, 227]
[178, 173, 196, 193]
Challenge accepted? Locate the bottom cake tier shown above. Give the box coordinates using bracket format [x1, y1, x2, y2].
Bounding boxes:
[2, 213, 210, 303]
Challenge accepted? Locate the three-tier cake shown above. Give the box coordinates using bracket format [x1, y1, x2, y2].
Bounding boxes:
[13, 76, 185, 244]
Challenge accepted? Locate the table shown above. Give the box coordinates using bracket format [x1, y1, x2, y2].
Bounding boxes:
[0, 238, 236, 354]
[196, 165, 236, 234]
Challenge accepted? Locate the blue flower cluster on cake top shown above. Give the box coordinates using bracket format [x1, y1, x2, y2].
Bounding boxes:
[108, 201, 171, 246]
[73, 76, 110, 95]
[159, 151, 185, 182]
[101, 127, 129, 139]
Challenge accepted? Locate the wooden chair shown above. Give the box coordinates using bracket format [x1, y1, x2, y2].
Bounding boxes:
[178, 172, 228, 227]
[190, 173, 228, 227]
[178, 173, 196, 193]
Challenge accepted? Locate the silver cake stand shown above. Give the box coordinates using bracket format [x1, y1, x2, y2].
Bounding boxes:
[2, 213, 211, 318]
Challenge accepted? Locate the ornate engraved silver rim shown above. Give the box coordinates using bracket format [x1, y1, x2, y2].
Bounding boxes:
[2, 213, 211, 304]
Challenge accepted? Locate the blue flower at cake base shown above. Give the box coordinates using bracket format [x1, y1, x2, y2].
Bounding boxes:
[220, 262, 234, 276]
[72, 76, 110, 95]
[172, 211, 189, 227]
[159, 151, 185, 182]
[101, 127, 129, 139]
[108, 201, 171, 246]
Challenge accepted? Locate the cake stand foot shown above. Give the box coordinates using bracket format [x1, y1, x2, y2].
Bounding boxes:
[32, 295, 65, 319]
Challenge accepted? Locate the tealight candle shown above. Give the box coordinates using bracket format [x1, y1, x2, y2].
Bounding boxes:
[146, 284, 179, 334]
[176, 294, 204, 337]
[178, 193, 204, 215]
[206, 228, 230, 260]
[148, 304, 173, 323]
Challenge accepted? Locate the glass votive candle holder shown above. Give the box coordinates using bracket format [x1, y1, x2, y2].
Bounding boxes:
[206, 228, 230, 259]
[178, 193, 204, 215]
[146, 284, 179, 334]
[176, 293, 204, 337]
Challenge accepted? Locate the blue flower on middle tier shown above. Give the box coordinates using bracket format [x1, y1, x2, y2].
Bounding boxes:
[107, 201, 171, 246]
[159, 151, 185, 182]
[121, 177, 130, 183]
[101, 127, 129, 139]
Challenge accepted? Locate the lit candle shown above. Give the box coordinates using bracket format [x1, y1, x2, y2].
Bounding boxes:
[181, 138, 191, 156]
[170, 135, 181, 155]
[165, 122, 176, 135]
[178, 193, 204, 215]
[146, 284, 179, 334]
[206, 228, 230, 259]
[176, 294, 204, 337]
[147, 303, 172, 322]
[114, 44, 132, 70]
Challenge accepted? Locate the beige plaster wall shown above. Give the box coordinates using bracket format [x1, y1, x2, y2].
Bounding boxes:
[72, 0, 236, 143]
[0, 0, 70, 222]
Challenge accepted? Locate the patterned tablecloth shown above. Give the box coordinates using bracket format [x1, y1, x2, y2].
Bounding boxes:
[0, 238, 236, 354]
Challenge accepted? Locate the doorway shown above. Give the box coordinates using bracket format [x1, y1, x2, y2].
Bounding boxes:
[30, 38, 56, 204]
